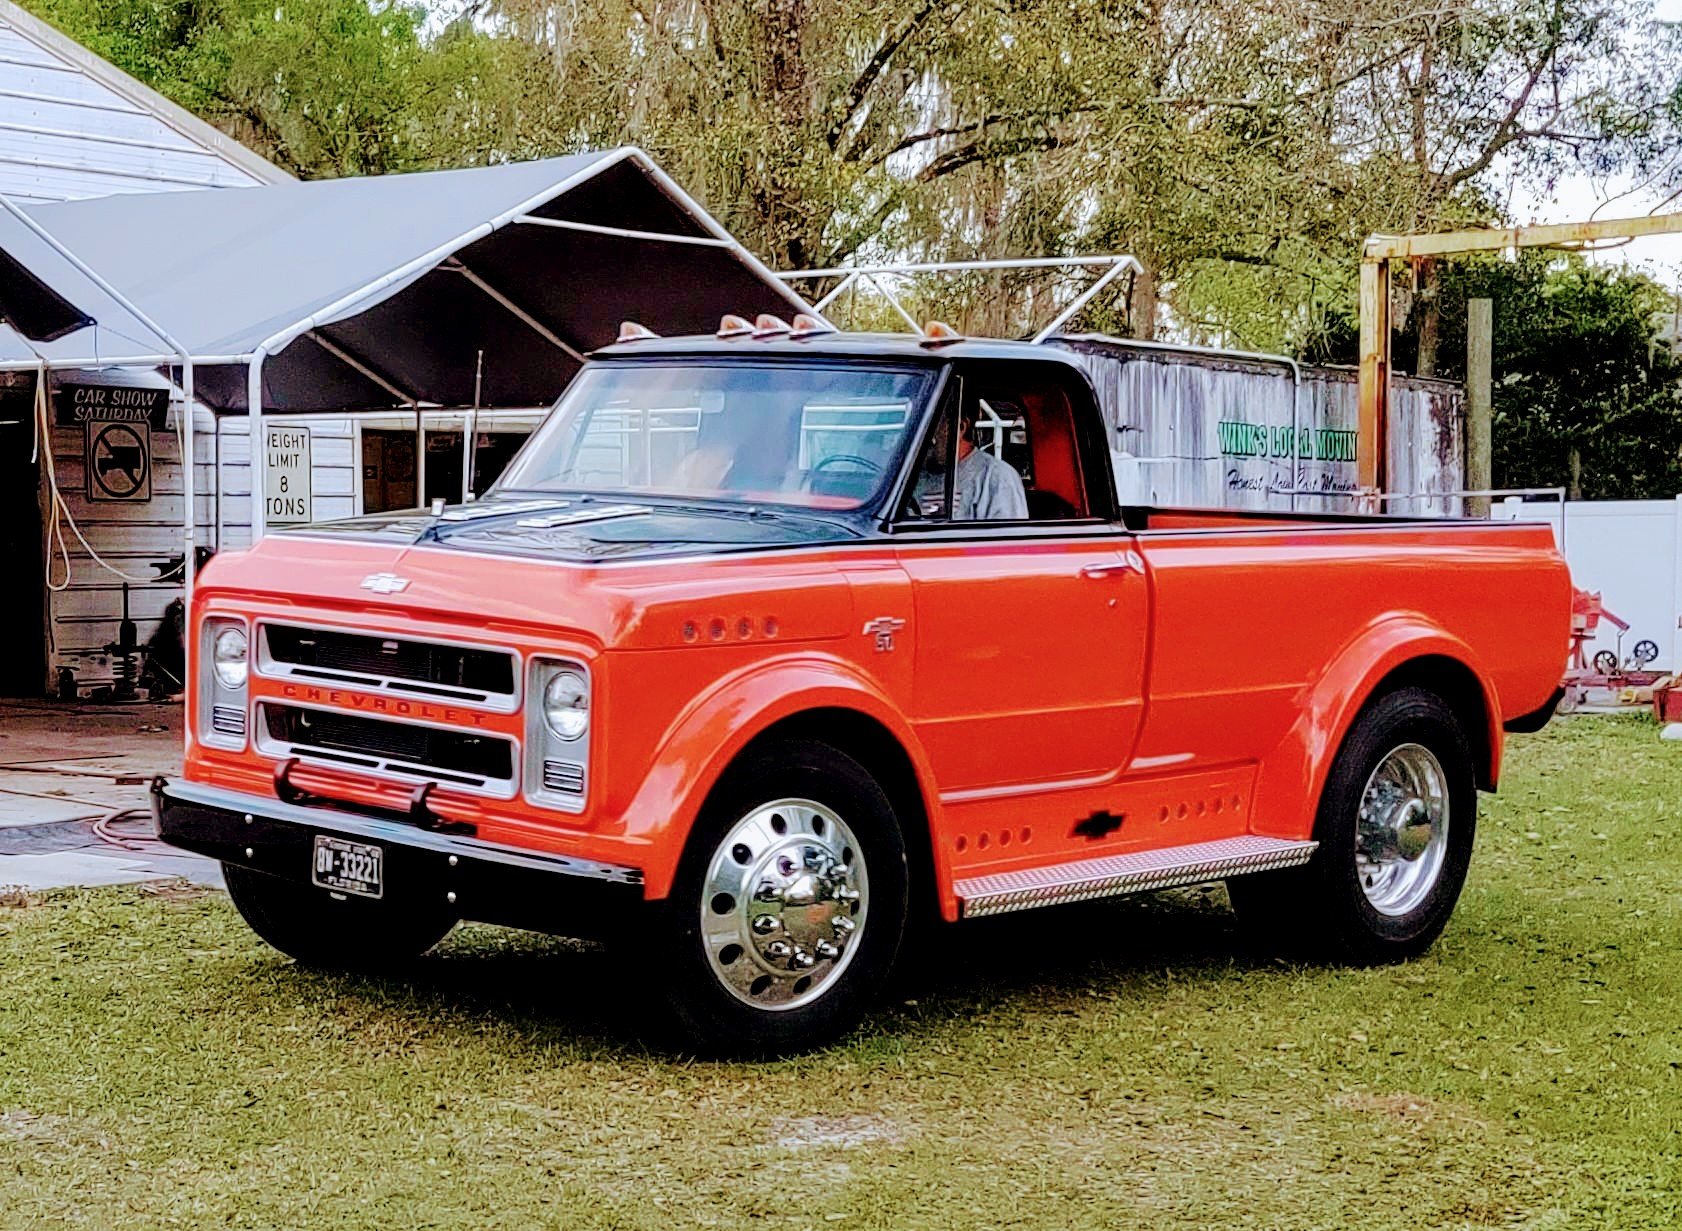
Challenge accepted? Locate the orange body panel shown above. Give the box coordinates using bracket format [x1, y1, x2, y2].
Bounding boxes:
[187, 515, 1570, 922]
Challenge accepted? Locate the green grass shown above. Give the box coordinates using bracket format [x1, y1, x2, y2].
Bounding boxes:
[2, 716, 1680, 1229]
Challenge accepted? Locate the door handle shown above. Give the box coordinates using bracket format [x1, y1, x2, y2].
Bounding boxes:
[1081, 551, 1145, 580]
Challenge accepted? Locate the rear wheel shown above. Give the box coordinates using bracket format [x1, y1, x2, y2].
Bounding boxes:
[222, 863, 457, 970]
[1227, 686, 1477, 962]
[657, 739, 909, 1056]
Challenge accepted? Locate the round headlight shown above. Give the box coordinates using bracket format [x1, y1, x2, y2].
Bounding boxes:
[542, 669, 589, 741]
[212, 625, 248, 689]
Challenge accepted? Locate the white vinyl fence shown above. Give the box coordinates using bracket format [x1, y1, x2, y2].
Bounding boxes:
[1492, 496, 1682, 671]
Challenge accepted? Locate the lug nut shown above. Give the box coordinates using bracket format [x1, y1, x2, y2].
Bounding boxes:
[765, 940, 792, 961]
[776, 855, 796, 876]
[814, 940, 840, 960]
[751, 914, 780, 935]
[833, 915, 856, 935]
[754, 879, 780, 902]
[791, 947, 817, 969]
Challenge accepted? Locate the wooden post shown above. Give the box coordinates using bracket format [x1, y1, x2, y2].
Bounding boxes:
[1357, 257, 1391, 496]
[1466, 298, 1493, 518]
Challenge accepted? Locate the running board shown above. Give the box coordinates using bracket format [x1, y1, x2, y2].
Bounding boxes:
[954, 835, 1318, 918]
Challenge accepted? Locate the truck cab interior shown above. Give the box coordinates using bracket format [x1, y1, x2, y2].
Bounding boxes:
[898, 359, 1112, 526]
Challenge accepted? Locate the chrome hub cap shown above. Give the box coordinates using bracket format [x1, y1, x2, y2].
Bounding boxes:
[702, 798, 867, 1011]
[1356, 743, 1450, 917]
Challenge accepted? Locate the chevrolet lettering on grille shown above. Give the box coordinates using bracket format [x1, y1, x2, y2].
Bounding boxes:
[278, 682, 491, 727]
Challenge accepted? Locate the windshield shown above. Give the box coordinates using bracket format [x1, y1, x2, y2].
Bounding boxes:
[498, 362, 933, 511]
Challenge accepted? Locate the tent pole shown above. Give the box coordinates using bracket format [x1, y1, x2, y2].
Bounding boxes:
[249, 352, 267, 541]
[463, 350, 482, 504]
[178, 358, 196, 604]
[415, 403, 425, 510]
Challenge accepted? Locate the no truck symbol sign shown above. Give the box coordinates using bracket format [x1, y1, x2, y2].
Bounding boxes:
[86, 419, 151, 502]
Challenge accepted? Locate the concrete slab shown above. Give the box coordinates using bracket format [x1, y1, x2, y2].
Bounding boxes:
[0, 700, 215, 889]
[0, 699, 182, 828]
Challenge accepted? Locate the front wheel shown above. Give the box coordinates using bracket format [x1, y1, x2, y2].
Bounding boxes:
[222, 863, 458, 971]
[657, 739, 909, 1056]
[1228, 686, 1477, 962]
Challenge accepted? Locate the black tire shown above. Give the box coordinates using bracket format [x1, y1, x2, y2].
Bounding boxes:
[1227, 686, 1477, 963]
[655, 738, 910, 1057]
[222, 862, 457, 971]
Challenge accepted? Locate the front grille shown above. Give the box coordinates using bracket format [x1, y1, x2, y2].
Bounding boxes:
[260, 703, 515, 789]
[542, 759, 586, 795]
[262, 624, 516, 705]
[210, 704, 246, 738]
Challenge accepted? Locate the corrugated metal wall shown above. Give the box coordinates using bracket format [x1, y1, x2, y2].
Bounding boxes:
[1054, 337, 1465, 515]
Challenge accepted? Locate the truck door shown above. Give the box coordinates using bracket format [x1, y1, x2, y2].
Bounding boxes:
[893, 364, 1147, 794]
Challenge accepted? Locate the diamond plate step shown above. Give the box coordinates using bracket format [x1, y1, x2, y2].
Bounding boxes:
[954, 835, 1318, 918]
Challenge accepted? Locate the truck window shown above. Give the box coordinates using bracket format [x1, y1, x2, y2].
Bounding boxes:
[499, 363, 932, 511]
[904, 370, 1090, 524]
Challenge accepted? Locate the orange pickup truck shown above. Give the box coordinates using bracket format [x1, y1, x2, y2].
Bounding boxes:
[155, 318, 1571, 1053]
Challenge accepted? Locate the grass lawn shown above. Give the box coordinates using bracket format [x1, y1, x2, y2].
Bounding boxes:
[2, 716, 1679, 1229]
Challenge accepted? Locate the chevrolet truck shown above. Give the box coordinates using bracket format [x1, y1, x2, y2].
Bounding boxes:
[155, 314, 1571, 1053]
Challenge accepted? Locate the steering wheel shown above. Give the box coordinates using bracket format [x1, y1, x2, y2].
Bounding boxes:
[811, 453, 883, 476]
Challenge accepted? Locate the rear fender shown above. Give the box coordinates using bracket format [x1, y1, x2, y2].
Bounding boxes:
[619, 654, 945, 906]
[1250, 616, 1502, 840]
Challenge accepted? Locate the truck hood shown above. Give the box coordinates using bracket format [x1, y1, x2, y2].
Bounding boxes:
[196, 497, 861, 649]
[283, 496, 860, 562]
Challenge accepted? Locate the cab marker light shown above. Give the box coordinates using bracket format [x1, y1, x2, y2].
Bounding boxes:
[919, 320, 964, 347]
[717, 314, 754, 338]
[753, 314, 793, 338]
[789, 313, 836, 339]
[618, 321, 659, 342]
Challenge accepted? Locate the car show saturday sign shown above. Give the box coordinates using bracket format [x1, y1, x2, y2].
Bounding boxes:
[54, 382, 170, 430]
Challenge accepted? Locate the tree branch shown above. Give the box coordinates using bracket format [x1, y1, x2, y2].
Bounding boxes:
[826, 0, 941, 151]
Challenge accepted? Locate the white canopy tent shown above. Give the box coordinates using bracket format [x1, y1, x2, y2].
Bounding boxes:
[0, 147, 817, 595]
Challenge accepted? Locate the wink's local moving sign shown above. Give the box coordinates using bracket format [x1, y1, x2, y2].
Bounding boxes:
[265, 426, 312, 523]
[1216, 421, 1360, 499]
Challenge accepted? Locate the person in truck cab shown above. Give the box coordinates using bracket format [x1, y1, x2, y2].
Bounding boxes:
[914, 397, 1029, 520]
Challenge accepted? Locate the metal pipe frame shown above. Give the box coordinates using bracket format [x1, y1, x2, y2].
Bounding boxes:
[777, 254, 1144, 350]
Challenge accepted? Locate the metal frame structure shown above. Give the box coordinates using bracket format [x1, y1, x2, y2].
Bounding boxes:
[776, 254, 1143, 342]
[1359, 213, 1682, 492]
[1, 147, 814, 555]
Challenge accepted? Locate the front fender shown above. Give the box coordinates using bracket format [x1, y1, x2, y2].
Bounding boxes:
[1250, 615, 1502, 840]
[618, 653, 942, 901]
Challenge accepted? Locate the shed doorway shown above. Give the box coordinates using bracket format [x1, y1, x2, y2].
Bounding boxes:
[0, 388, 46, 695]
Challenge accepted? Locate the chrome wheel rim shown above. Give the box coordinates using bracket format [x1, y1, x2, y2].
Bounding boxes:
[1356, 743, 1450, 917]
[701, 798, 868, 1011]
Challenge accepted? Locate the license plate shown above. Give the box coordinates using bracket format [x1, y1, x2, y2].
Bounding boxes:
[311, 835, 383, 899]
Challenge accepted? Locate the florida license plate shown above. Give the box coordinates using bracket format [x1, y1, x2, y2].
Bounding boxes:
[311, 835, 383, 899]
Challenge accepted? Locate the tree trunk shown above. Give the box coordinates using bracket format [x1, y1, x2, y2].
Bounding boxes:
[1415, 257, 1440, 378]
[1568, 446, 1582, 501]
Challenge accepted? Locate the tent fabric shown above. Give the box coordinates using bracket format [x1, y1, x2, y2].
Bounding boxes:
[0, 207, 171, 364]
[14, 149, 813, 412]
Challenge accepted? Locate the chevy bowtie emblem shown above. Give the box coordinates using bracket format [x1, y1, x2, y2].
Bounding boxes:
[360, 572, 412, 595]
[863, 616, 906, 653]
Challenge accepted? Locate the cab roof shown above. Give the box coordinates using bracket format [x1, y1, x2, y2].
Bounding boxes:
[590, 329, 1092, 373]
